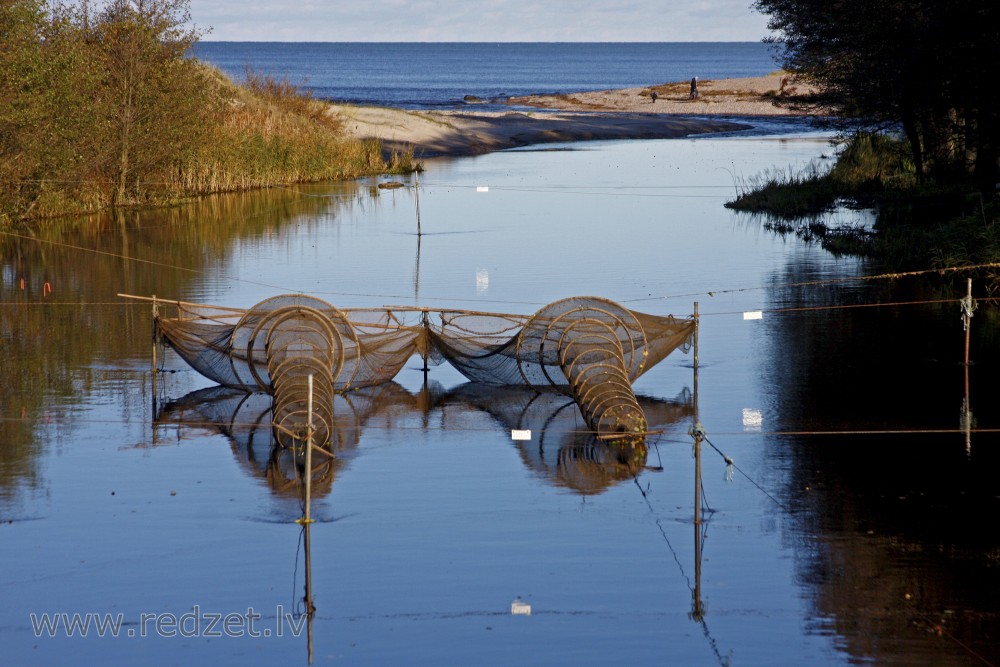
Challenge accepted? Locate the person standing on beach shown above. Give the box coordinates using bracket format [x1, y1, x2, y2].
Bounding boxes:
[689, 77, 699, 100]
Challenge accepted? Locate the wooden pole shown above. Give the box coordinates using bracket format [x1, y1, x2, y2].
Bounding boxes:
[964, 278, 972, 370]
[151, 295, 159, 414]
[151, 295, 158, 377]
[692, 301, 703, 621]
[415, 171, 422, 237]
[693, 302, 699, 417]
[304, 520, 314, 665]
[304, 374, 315, 664]
[305, 373, 313, 524]
[963, 279, 973, 454]
[421, 311, 430, 376]
[693, 302, 701, 531]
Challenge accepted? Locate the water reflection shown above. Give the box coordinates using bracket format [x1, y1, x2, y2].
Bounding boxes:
[155, 382, 695, 498]
[761, 262, 1000, 665]
[10, 135, 999, 664]
[154, 379, 698, 664]
[0, 183, 368, 508]
[442, 384, 694, 494]
[156, 383, 420, 500]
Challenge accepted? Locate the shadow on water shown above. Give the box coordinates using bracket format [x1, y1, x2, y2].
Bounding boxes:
[759, 261, 1000, 665]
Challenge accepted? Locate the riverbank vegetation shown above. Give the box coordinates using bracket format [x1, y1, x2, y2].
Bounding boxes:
[0, 0, 414, 227]
[735, 0, 1000, 268]
[728, 131, 1000, 267]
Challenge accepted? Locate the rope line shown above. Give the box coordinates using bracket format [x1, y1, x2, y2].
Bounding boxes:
[700, 431, 792, 514]
[633, 477, 694, 591]
[2, 415, 997, 438]
[699, 297, 962, 318]
[632, 475, 729, 667]
[1, 291, 993, 322]
[904, 600, 997, 667]
[3, 224, 997, 316]
[622, 262, 1000, 305]
[0, 230, 299, 294]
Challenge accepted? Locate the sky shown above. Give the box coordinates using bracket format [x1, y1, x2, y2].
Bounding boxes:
[189, 0, 772, 42]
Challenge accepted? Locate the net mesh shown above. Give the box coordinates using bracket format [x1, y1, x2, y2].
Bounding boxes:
[153, 295, 694, 443]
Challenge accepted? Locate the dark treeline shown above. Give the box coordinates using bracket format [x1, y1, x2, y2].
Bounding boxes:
[755, 0, 1000, 193]
[0, 0, 409, 226]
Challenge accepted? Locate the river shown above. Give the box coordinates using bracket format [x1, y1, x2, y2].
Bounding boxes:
[2, 132, 998, 665]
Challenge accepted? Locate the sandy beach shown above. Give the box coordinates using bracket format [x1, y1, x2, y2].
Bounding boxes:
[331, 74, 822, 158]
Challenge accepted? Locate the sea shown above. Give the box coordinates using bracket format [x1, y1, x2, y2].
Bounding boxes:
[192, 42, 782, 110]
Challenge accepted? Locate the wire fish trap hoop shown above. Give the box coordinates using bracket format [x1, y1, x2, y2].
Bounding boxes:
[516, 297, 649, 437]
[231, 295, 361, 391]
[236, 295, 355, 450]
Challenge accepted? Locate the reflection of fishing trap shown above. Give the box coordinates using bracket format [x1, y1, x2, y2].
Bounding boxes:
[156, 383, 419, 498]
[134, 293, 694, 444]
[442, 384, 695, 495]
[159, 382, 694, 497]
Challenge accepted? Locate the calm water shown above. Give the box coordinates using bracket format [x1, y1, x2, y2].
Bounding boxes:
[2, 134, 999, 665]
[192, 42, 781, 109]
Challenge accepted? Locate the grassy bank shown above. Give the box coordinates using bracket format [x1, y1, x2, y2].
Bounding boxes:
[2, 64, 416, 226]
[0, 1, 416, 228]
[726, 132, 1000, 269]
[177, 66, 417, 196]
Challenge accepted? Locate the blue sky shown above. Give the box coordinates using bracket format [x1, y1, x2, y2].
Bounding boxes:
[190, 1, 771, 42]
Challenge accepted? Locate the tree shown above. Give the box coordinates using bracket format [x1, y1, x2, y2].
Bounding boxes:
[0, 0, 216, 219]
[754, 0, 1000, 193]
[84, 0, 212, 204]
[0, 1, 96, 218]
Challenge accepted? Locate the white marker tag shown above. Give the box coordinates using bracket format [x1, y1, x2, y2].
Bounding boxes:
[743, 311, 763, 320]
[476, 186, 489, 192]
[742, 408, 763, 431]
[511, 599, 532, 615]
[511, 429, 531, 441]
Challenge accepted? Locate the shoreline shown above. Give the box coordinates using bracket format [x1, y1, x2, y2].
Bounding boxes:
[332, 74, 824, 158]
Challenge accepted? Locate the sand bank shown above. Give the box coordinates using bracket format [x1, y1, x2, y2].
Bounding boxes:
[330, 75, 822, 158]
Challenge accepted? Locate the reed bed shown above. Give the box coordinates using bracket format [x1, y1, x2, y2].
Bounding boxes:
[2, 63, 416, 226]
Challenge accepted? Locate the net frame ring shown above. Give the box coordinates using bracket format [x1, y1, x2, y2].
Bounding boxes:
[273, 408, 333, 448]
[247, 302, 360, 391]
[260, 307, 344, 382]
[516, 297, 646, 388]
[265, 319, 341, 383]
[230, 295, 356, 390]
[558, 320, 624, 384]
[265, 318, 339, 368]
[229, 295, 312, 389]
